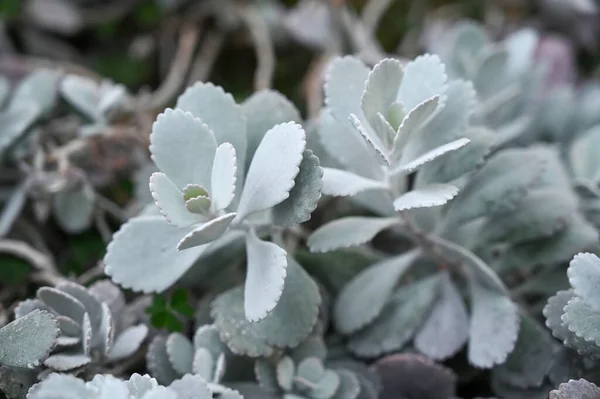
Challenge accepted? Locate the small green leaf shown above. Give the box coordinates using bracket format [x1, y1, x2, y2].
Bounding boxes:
[170, 289, 194, 318]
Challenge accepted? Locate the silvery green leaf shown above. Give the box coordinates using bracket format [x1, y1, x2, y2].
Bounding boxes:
[149, 108, 218, 190]
[372, 112, 397, 146]
[177, 213, 236, 251]
[0, 103, 41, 156]
[416, 127, 495, 186]
[361, 58, 404, 145]
[400, 80, 476, 164]
[97, 82, 127, 117]
[147, 336, 180, 385]
[318, 109, 382, 180]
[242, 90, 301, 171]
[392, 95, 441, 161]
[210, 143, 237, 212]
[0, 76, 9, 106]
[0, 310, 58, 368]
[44, 354, 91, 371]
[193, 325, 227, 361]
[332, 370, 361, 399]
[60, 75, 101, 121]
[468, 282, 519, 369]
[149, 172, 205, 227]
[478, 189, 578, 244]
[14, 299, 49, 319]
[126, 373, 159, 396]
[276, 356, 295, 391]
[56, 282, 103, 334]
[108, 325, 148, 361]
[244, 229, 288, 322]
[562, 296, 600, 346]
[272, 150, 323, 226]
[185, 196, 211, 215]
[568, 253, 600, 311]
[503, 28, 538, 77]
[397, 54, 447, 110]
[414, 272, 468, 360]
[394, 138, 470, 174]
[321, 168, 387, 197]
[52, 180, 95, 234]
[11, 69, 60, 115]
[325, 56, 370, 128]
[493, 313, 553, 389]
[192, 348, 213, 381]
[348, 274, 442, 357]
[27, 373, 90, 399]
[311, 369, 341, 399]
[166, 333, 194, 375]
[0, 366, 37, 399]
[57, 336, 80, 347]
[0, 179, 29, 237]
[393, 183, 459, 211]
[175, 82, 247, 196]
[255, 359, 279, 391]
[37, 287, 85, 324]
[495, 114, 533, 146]
[473, 48, 509, 100]
[211, 257, 320, 357]
[334, 250, 421, 335]
[445, 22, 489, 78]
[549, 379, 600, 399]
[307, 217, 401, 253]
[104, 216, 207, 293]
[82, 312, 92, 355]
[348, 114, 389, 166]
[297, 357, 325, 382]
[235, 122, 305, 222]
[56, 316, 81, 337]
[569, 126, 600, 182]
[99, 302, 115, 356]
[169, 374, 212, 399]
[443, 148, 546, 229]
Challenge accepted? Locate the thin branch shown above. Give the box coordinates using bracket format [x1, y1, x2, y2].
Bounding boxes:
[0, 239, 66, 286]
[138, 23, 201, 111]
[238, 5, 276, 90]
[187, 30, 225, 86]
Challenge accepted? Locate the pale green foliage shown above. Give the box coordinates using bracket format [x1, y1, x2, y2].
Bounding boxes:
[104, 84, 323, 323]
[14, 280, 148, 373]
[26, 372, 224, 399]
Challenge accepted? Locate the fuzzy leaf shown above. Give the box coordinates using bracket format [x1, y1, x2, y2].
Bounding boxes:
[242, 90, 301, 171]
[166, 333, 194, 375]
[562, 296, 600, 346]
[169, 374, 212, 399]
[393, 184, 459, 211]
[308, 217, 401, 253]
[176, 82, 247, 195]
[493, 313, 554, 389]
[177, 213, 236, 250]
[98, 302, 114, 357]
[150, 172, 204, 227]
[147, 336, 180, 385]
[395, 138, 470, 174]
[149, 108, 218, 190]
[348, 274, 442, 357]
[235, 122, 305, 222]
[392, 95, 441, 160]
[549, 379, 600, 399]
[311, 370, 341, 399]
[446, 22, 489, 77]
[56, 282, 103, 342]
[334, 250, 421, 335]
[108, 325, 148, 361]
[37, 287, 85, 324]
[414, 272, 469, 360]
[212, 257, 320, 357]
[332, 370, 361, 399]
[193, 325, 227, 361]
[211, 143, 237, 212]
[27, 374, 90, 398]
[321, 168, 387, 197]
[468, 282, 520, 369]
[44, 354, 91, 371]
[567, 252, 600, 311]
[12, 69, 59, 115]
[82, 313, 92, 356]
[0, 103, 41, 157]
[474, 48, 509, 100]
[444, 148, 546, 229]
[0, 310, 58, 368]
[192, 348, 213, 381]
[104, 216, 207, 293]
[244, 229, 288, 322]
[277, 356, 295, 391]
[52, 180, 95, 233]
[271, 150, 322, 227]
[60, 75, 101, 121]
[397, 54, 447, 110]
[348, 114, 389, 166]
[361, 58, 404, 142]
[325, 56, 370, 128]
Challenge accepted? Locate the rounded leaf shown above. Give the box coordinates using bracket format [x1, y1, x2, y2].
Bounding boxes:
[166, 333, 194, 376]
[567, 252, 600, 311]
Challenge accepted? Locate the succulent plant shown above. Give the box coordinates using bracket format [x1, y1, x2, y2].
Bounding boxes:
[26, 372, 240, 399]
[104, 83, 322, 323]
[146, 324, 228, 386]
[14, 280, 148, 375]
